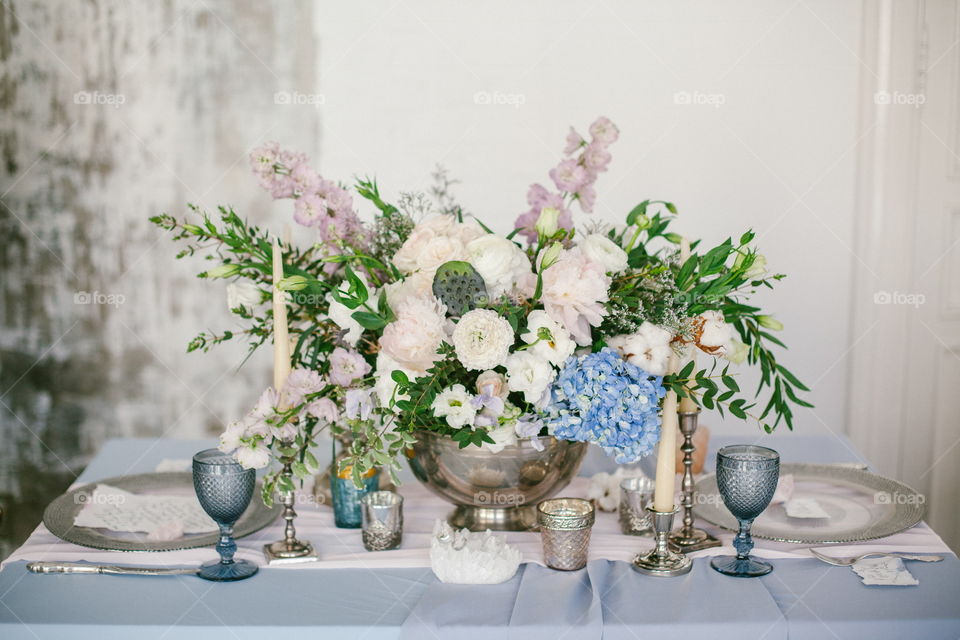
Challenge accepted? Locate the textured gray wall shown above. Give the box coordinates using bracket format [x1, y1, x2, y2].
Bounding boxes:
[0, 0, 319, 558]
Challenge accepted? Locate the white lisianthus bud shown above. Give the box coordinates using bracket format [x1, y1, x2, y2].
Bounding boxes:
[757, 315, 783, 331]
[741, 254, 767, 279]
[205, 264, 241, 279]
[226, 282, 262, 311]
[539, 242, 563, 270]
[535, 207, 561, 237]
[579, 234, 629, 273]
[726, 339, 749, 364]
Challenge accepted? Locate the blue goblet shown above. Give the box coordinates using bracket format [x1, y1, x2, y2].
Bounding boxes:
[192, 449, 259, 581]
[710, 445, 780, 578]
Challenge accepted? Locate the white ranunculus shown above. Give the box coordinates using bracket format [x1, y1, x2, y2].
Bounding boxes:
[482, 423, 518, 454]
[379, 295, 448, 373]
[466, 235, 533, 300]
[697, 310, 735, 357]
[452, 309, 515, 371]
[226, 282, 262, 311]
[235, 441, 270, 470]
[431, 384, 478, 428]
[505, 351, 556, 404]
[607, 321, 674, 375]
[579, 234, 629, 273]
[520, 310, 575, 367]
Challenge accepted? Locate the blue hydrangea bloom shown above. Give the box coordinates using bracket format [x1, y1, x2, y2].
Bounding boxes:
[544, 348, 666, 463]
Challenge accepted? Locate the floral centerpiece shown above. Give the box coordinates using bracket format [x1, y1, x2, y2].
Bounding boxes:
[151, 117, 810, 507]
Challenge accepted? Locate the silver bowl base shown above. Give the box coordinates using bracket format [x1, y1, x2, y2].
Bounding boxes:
[448, 504, 539, 531]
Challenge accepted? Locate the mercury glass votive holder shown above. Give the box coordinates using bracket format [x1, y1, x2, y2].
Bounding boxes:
[360, 491, 403, 551]
[619, 476, 655, 535]
[537, 497, 595, 571]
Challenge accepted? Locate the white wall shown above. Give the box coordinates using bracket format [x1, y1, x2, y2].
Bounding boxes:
[311, 0, 864, 437]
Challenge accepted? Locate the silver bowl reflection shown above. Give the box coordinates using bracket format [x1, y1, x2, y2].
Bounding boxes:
[407, 430, 588, 531]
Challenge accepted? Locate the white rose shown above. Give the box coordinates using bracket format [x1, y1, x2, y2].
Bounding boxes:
[431, 384, 478, 428]
[697, 310, 734, 357]
[579, 234, 629, 273]
[383, 271, 434, 311]
[520, 310, 575, 367]
[226, 282, 262, 311]
[416, 234, 468, 274]
[505, 351, 556, 405]
[466, 235, 533, 300]
[379, 295, 448, 372]
[452, 309, 515, 371]
[607, 321, 674, 375]
[483, 423, 518, 454]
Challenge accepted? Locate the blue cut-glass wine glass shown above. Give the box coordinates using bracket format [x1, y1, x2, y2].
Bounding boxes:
[192, 449, 259, 581]
[710, 445, 780, 578]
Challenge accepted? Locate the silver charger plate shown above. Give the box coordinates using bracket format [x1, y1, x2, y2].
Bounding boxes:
[43, 472, 280, 552]
[694, 463, 925, 544]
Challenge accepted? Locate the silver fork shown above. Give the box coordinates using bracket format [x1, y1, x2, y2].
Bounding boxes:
[810, 548, 944, 566]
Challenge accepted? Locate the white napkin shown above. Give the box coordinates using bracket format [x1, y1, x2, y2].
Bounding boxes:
[784, 497, 831, 519]
[73, 484, 216, 535]
[851, 556, 919, 586]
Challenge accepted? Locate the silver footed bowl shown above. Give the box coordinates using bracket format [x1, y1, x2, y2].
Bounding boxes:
[407, 430, 588, 531]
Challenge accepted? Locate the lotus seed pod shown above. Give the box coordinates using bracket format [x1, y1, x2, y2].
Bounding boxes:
[432, 261, 489, 317]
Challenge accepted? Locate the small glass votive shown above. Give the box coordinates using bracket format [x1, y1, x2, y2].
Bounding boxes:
[537, 497, 595, 571]
[360, 491, 403, 551]
[619, 476, 655, 536]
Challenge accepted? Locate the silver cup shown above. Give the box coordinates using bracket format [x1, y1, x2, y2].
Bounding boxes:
[360, 491, 403, 551]
[537, 497, 595, 570]
[619, 476, 655, 535]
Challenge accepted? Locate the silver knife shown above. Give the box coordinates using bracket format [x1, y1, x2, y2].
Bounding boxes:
[27, 561, 199, 576]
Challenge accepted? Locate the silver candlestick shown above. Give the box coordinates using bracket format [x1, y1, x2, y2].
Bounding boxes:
[669, 410, 721, 552]
[263, 456, 318, 565]
[632, 506, 692, 576]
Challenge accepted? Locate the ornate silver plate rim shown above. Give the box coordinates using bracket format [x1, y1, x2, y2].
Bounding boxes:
[694, 463, 925, 544]
[43, 472, 280, 552]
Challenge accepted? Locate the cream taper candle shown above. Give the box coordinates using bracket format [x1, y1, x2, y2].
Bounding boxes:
[272, 236, 292, 406]
[678, 236, 698, 413]
[653, 352, 680, 512]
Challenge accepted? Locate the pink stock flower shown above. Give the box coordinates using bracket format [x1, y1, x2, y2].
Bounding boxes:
[589, 116, 619, 146]
[563, 127, 585, 155]
[576, 184, 596, 213]
[328, 347, 372, 387]
[549, 158, 588, 193]
[293, 193, 328, 227]
[540, 247, 610, 346]
[583, 144, 612, 172]
[282, 367, 325, 407]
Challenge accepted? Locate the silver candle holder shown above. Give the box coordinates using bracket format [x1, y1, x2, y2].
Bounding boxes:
[632, 506, 692, 577]
[263, 456, 318, 565]
[669, 410, 721, 552]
